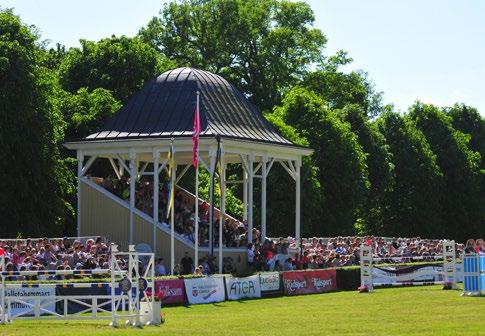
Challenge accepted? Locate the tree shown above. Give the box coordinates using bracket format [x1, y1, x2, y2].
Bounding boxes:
[303, 51, 383, 116]
[59, 35, 171, 102]
[408, 103, 483, 240]
[269, 88, 369, 235]
[0, 10, 67, 237]
[139, 0, 326, 111]
[446, 104, 485, 170]
[59, 87, 121, 140]
[375, 111, 443, 237]
[338, 104, 393, 234]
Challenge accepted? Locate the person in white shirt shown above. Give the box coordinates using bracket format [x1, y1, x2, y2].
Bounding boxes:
[247, 243, 255, 268]
[155, 258, 167, 276]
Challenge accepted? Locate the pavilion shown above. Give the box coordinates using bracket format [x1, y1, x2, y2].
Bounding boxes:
[65, 67, 312, 273]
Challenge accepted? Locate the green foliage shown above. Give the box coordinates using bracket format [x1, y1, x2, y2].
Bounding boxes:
[375, 111, 444, 237]
[59, 35, 171, 102]
[0, 10, 66, 237]
[303, 52, 383, 116]
[269, 88, 369, 235]
[338, 105, 393, 235]
[59, 87, 121, 140]
[408, 103, 483, 240]
[139, 0, 326, 111]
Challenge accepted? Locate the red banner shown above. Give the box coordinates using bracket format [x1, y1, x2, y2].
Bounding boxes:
[154, 279, 185, 304]
[282, 269, 337, 295]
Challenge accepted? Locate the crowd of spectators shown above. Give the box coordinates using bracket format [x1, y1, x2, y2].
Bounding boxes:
[0, 237, 121, 280]
[97, 176, 249, 248]
[246, 236, 477, 272]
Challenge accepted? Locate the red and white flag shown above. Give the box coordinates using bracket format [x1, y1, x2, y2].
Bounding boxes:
[192, 94, 201, 167]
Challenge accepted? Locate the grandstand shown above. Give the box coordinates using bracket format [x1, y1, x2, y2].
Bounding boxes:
[64, 67, 312, 274]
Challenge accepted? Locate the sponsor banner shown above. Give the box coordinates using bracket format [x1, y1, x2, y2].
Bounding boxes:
[184, 277, 225, 305]
[6, 286, 56, 317]
[154, 279, 185, 304]
[283, 269, 337, 296]
[372, 265, 444, 284]
[259, 272, 280, 292]
[226, 275, 261, 300]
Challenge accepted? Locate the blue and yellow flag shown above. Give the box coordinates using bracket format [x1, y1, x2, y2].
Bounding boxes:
[166, 141, 174, 221]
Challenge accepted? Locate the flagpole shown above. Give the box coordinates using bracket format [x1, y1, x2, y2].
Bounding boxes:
[170, 139, 176, 275]
[194, 91, 200, 268]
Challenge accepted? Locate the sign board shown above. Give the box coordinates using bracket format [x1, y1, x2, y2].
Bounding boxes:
[259, 272, 280, 292]
[226, 275, 261, 300]
[282, 269, 337, 296]
[6, 286, 56, 317]
[184, 277, 225, 304]
[154, 279, 186, 304]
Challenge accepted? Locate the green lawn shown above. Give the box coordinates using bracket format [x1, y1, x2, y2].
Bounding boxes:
[1, 286, 484, 336]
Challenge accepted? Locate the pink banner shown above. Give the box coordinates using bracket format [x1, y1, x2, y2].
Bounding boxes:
[154, 279, 185, 304]
[282, 269, 337, 295]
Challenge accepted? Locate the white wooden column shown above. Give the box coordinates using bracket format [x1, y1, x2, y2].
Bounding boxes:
[261, 156, 267, 240]
[76, 151, 84, 238]
[218, 155, 226, 274]
[295, 159, 301, 243]
[208, 152, 216, 251]
[152, 149, 160, 255]
[243, 169, 248, 222]
[129, 150, 137, 245]
[170, 157, 177, 275]
[247, 154, 254, 244]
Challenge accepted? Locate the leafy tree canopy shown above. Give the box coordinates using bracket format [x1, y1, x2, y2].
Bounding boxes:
[59, 35, 172, 102]
[139, 0, 326, 111]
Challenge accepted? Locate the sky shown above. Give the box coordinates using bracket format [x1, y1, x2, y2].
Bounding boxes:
[2, 0, 485, 115]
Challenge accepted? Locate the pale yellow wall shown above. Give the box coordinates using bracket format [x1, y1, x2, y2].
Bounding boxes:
[80, 180, 247, 273]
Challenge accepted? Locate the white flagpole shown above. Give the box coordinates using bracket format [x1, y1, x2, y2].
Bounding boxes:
[195, 91, 200, 268]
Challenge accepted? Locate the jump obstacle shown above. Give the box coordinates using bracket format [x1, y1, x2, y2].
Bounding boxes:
[359, 240, 457, 292]
[0, 244, 157, 327]
[462, 252, 485, 296]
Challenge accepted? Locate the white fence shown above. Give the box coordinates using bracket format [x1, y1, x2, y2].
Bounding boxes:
[0, 244, 157, 327]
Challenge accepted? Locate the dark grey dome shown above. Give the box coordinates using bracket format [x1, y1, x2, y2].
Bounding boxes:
[85, 67, 292, 145]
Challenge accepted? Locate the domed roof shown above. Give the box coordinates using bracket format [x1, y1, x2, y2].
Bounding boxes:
[85, 67, 293, 146]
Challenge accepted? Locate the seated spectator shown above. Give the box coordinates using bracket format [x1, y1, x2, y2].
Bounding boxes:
[155, 258, 167, 276]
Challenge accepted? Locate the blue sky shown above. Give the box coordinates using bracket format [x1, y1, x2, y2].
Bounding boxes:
[3, 0, 484, 115]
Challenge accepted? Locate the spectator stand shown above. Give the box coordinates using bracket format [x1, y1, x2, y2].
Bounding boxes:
[462, 252, 485, 296]
[359, 240, 457, 292]
[0, 244, 156, 327]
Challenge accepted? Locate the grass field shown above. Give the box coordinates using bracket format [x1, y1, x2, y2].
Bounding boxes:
[1, 286, 484, 336]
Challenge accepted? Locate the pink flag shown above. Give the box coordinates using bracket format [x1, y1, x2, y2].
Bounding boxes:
[192, 101, 201, 167]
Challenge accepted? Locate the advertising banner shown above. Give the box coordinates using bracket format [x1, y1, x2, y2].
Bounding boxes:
[372, 264, 445, 284]
[184, 277, 225, 304]
[6, 286, 56, 317]
[283, 269, 337, 295]
[259, 272, 280, 292]
[226, 275, 261, 300]
[154, 279, 185, 304]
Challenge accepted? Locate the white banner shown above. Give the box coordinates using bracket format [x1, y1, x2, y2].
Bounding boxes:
[259, 272, 280, 292]
[184, 277, 225, 305]
[6, 286, 56, 317]
[226, 275, 261, 300]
